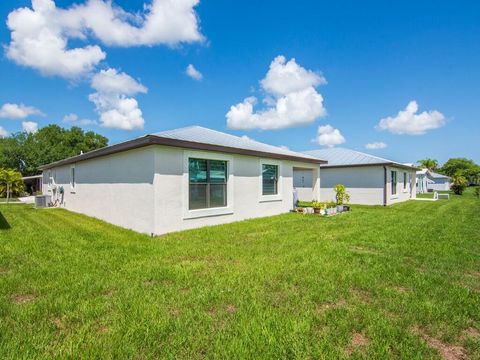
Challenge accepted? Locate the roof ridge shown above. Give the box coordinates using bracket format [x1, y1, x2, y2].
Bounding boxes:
[154, 125, 315, 158]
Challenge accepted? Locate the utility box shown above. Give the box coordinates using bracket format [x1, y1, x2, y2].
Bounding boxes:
[35, 195, 51, 208]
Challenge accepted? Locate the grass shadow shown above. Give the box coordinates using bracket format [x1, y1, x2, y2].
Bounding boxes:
[0, 211, 11, 230]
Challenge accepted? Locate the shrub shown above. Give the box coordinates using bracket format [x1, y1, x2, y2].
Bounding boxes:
[0, 168, 25, 200]
[475, 186, 480, 198]
[450, 175, 468, 195]
[333, 184, 351, 205]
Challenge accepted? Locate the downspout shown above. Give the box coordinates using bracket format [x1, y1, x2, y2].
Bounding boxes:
[383, 166, 387, 206]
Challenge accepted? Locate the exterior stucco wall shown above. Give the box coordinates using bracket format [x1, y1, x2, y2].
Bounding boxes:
[320, 165, 416, 206]
[428, 179, 450, 191]
[293, 168, 317, 201]
[43, 145, 320, 235]
[43, 146, 156, 234]
[385, 166, 417, 205]
[153, 146, 320, 234]
[320, 166, 385, 205]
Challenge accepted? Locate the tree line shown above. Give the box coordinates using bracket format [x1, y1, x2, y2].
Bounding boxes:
[417, 157, 480, 195]
[0, 125, 108, 176]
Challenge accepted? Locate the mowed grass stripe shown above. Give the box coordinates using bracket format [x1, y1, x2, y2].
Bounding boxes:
[0, 189, 479, 358]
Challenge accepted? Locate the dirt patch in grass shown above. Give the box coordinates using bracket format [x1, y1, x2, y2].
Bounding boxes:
[465, 271, 480, 279]
[315, 299, 346, 314]
[169, 307, 181, 317]
[413, 326, 467, 360]
[391, 286, 409, 294]
[0, 267, 9, 275]
[462, 327, 480, 341]
[10, 293, 35, 304]
[345, 332, 369, 355]
[97, 325, 109, 334]
[225, 304, 237, 314]
[51, 317, 65, 330]
[350, 288, 373, 304]
[102, 289, 116, 297]
[350, 246, 380, 255]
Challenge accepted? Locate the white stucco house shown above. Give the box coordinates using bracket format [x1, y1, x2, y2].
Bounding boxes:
[416, 169, 451, 193]
[302, 148, 417, 205]
[39, 126, 324, 235]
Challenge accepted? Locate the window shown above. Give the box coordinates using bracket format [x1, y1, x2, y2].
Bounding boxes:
[70, 166, 76, 191]
[262, 164, 278, 195]
[189, 158, 227, 210]
[403, 172, 407, 190]
[391, 170, 397, 195]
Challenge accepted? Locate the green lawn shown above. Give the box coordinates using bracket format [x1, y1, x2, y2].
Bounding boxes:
[1, 190, 479, 359]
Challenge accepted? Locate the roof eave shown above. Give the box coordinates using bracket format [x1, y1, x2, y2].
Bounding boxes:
[321, 162, 419, 170]
[39, 135, 325, 170]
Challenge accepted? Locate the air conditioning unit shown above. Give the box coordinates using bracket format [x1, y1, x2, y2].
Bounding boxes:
[35, 195, 51, 208]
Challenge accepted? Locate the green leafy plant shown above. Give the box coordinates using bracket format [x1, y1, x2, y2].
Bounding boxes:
[311, 201, 326, 209]
[450, 174, 468, 195]
[475, 186, 480, 198]
[0, 168, 25, 202]
[417, 158, 438, 171]
[333, 184, 351, 205]
[327, 201, 336, 208]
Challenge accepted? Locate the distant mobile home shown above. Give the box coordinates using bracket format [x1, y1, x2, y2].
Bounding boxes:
[416, 169, 451, 193]
[303, 148, 417, 205]
[40, 126, 324, 235]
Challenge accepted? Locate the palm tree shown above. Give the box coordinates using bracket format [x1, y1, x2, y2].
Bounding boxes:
[0, 168, 25, 203]
[417, 158, 438, 171]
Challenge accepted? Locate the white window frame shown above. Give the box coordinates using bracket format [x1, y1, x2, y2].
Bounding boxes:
[70, 165, 76, 193]
[182, 150, 234, 219]
[390, 170, 398, 199]
[259, 159, 283, 202]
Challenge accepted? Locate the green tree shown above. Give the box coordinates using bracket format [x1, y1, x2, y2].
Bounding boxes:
[440, 158, 480, 184]
[0, 168, 25, 202]
[417, 158, 438, 171]
[450, 175, 468, 195]
[0, 125, 108, 176]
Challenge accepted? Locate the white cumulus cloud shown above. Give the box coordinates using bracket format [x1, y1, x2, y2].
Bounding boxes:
[0, 103, 44, 119]
[315, 125, 345, 147]
[186, 64, 203, 80]
[22, 121, 38, 133]
[63, 113, 96, 126]
[226, 55, 327, 130]
[63, 113, 78, 123]
[377, 101, 446, 135]
[89, 68, 147, 130]
[365, 142, 387, 150]
[6, 0, 106, 78]
[0, 127, 8, 138]
[5, 0, 203, 78]
[260, 55, 326, 96]
[68, 0, 203, 47]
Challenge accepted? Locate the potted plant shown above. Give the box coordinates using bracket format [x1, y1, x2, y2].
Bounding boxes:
[312, 201, 323, 214]
[328, 201, 337, 215]
[333, 184, 351, 212]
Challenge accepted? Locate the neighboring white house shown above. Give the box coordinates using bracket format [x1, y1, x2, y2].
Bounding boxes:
[39, 126, 324, 235]
[416, 169, 433, 193]
[303, 148, 417, 205]
[416, 169, 451, 193]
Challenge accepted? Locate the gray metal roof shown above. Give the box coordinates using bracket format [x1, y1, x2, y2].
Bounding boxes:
[303, 147, 416, 169]
[416, 169, 450, 179]
[40, 126, 324, 170]
[429, 171, 450, 179]
[152, 126, 320, 162]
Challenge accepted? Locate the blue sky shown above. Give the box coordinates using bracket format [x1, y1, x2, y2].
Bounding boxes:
[0, 0, 479, 164]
